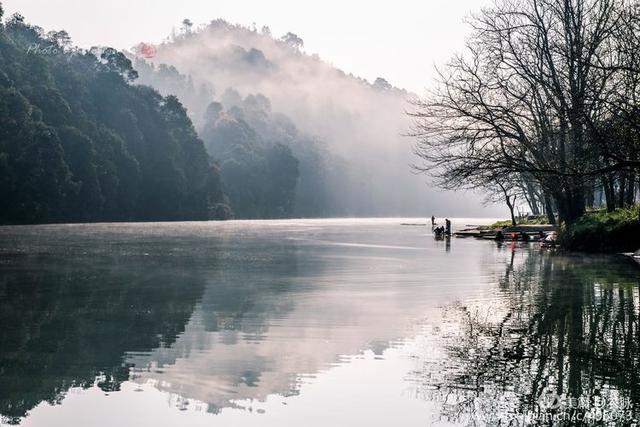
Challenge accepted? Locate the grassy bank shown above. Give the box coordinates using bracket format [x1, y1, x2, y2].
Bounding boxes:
[489, 217, 549, 229]
[560, 206, 640, 253]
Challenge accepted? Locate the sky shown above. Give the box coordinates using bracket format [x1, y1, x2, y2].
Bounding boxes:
[2, 0, 493, 94]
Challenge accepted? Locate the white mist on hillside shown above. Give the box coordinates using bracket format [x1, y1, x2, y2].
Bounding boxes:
[135, 20, 495, 217]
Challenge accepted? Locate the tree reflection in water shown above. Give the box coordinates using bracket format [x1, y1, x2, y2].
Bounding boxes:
[417, 246, 640, 426]
[0, 253, 208, 425]
[0, 231, 304, 425]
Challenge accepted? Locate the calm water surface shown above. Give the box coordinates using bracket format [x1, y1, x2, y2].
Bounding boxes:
[0, 218, 639, 426]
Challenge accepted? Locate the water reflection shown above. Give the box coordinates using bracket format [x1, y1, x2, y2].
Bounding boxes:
[2, 220, 638, 427]
[417, 246, 640, 425]
[0, 253, 207, 424]
[0, 219, 483, 425]
[0, 226, 311, 422]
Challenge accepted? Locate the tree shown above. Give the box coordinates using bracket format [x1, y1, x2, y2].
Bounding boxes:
[200, 94, 303, 218]
[57, 126, 104, 220]
[8, 13, 23, 25]
[99, 47, 139, 81]
[0, 13, 225, 224]
[373, 77, 392, 91]
[46, 30, 72, 50]
[265, 143, 299, 217]
[280, 32, 304, 50]
[181, 18, 193, 34]
[411, 0, 636, 224]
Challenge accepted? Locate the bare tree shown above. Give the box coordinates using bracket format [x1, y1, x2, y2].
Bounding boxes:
[411, 0, 636, 223]
[485, 175, 520, 226]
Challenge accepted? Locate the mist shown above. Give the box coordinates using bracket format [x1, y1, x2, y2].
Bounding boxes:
[132, 20, 500, 217]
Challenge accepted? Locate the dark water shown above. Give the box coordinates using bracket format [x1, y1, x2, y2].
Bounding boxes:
[0, 219, 638, 426]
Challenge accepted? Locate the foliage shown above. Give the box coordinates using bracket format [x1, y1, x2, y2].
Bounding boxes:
[200, 97, 300, 218]
[135, 59, 356, 218]
[133, 17, 415, 218]
[489, 216, 550, 230]
[0, 13, 225, 223]
[279, 32, 304, 50]
[561, 206, 640, 252]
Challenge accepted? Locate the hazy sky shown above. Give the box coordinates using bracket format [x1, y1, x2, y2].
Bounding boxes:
[3, 0, 492, 93]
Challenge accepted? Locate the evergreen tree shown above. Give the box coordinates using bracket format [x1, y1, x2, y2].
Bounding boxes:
[0, 11, 226, 223]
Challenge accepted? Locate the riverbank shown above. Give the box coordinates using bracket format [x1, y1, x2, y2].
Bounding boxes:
[483, 207, 640, 253]
[455, 218, 557, 242]
[560, 206, 640, 253]
[488, 217, 550, 229]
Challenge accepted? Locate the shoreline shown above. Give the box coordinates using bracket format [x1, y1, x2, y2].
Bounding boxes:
[463, 208, 640, 255]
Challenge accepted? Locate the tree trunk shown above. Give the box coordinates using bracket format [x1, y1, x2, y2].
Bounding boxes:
[522, 193, 537, 217]
[584, 178, 595, 210]
[618, 174, 626, 208]
[553, 182, 585, 225]
[569, 180, 586, 222]
[603, 176, 616, 213]
[504, 194, 517, 226]
[508, 201, 517, 226]
[523, 180, 541, 216]
[544, 193, 556, 225]
[624, 171, 636, 207]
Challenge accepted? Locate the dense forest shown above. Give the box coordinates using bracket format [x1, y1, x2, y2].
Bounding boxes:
[134, 59, 358, 217]
[200, 97, 300, 218]
[0, 7, 431, 224]
[0, 6, 499, 224]
[0, 6, 227, 224]
[131, 19, 470, 217]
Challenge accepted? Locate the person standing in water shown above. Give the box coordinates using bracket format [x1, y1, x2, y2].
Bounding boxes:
[431, 216, 436, 228]
[445, 218, 451, 236]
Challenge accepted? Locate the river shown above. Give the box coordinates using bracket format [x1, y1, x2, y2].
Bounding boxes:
[1, 218, 639, 426]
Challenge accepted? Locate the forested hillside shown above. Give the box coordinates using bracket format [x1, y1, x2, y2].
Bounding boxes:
[0, 9, 227, 224]
[131, 19, 476, 217]
[134, 59, 360, 217]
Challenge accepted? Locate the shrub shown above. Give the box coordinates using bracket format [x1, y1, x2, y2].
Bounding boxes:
[561, 206, 640, 252]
